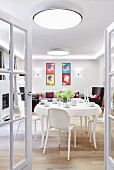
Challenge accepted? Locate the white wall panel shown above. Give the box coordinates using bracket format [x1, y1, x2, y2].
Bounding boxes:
[32, 59, 99, 95]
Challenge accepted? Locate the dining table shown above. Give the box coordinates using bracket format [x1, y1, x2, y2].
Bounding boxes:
[34, 100, 102, 149]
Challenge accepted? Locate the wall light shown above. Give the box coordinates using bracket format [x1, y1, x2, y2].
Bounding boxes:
[33, 9, 83, 29]
[47, 48, 69, 56]
[36, 71, 41, 77]
[75, 68, 83, 77]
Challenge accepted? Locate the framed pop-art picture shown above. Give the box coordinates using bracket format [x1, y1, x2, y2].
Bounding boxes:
[62, 74, 70, 85]
[62, 63, 71, 85]
[46, 63, 55, 85]
[46, 74, 55, 85]
[62, 63, 71, 74]
[46, 63, 55, 74]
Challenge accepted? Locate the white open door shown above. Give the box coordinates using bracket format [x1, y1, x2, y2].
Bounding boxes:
[0, 10, 32, 170]
[105, 21, 114, 170]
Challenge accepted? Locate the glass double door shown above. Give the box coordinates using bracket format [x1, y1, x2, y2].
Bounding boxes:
[0, 10, 32, 170]
[105, 22, 114, 170]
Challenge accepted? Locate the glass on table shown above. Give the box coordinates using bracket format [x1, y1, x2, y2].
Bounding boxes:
[57, 101, 61, 107]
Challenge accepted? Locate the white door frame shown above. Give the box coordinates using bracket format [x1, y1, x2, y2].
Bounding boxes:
[105, 21, 114, 170]
[0, 10, 32, 170]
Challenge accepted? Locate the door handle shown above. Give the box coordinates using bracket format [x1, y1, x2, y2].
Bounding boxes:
[28, 92, 32, 96]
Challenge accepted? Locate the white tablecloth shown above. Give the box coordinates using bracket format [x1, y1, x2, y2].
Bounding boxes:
[34, 102, 102, 117]
[34, 102, 102, 148]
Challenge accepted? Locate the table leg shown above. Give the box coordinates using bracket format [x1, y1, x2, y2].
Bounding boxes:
[85, 116, 87, 133]
[80, 116, 82, 135]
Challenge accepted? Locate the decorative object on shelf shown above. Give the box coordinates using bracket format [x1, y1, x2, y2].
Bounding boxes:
[55, 89, 74, 102]
[46, 63, 55, 85]
[62, 63, 71, 85]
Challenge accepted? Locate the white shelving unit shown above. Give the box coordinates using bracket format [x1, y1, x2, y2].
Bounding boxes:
[0, 80, 9, 120]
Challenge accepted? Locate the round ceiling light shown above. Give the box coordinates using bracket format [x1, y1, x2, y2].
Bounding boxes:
[33, 9, 83, 29]
[47, 49, 69, 56]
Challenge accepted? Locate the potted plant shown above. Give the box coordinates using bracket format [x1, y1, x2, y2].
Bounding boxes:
[55, 89, 74, 103]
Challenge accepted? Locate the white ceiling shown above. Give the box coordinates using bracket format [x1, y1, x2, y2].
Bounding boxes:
[0, 0, 114, 60]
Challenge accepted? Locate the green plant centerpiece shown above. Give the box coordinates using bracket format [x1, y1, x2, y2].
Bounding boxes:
[55, 89, 74, 103]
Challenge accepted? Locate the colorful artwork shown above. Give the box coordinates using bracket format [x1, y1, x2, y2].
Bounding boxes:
[62, 63, 71, 74]
[46, 63, 55, 74]
[62, 74, 70, 85]
[46, 63, 55, 85]
[62, 63, 71, 85]
[46, 74, 55, 85]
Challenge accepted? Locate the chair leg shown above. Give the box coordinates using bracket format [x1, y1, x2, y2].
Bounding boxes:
[40, 116, 45, 148]
[74, 126, 76, 149]
[80, 116, 82, 135]
[68, 129, 71, 161]
[14, 120, 21, 140]
[43, 128, 49, 155]
[93, 118, 97, 150]
[58, 129, 60, 146]
[93, 130, 97, 150]
[34, 120, 37, 140]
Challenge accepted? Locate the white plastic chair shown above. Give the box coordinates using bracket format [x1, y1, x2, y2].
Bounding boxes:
[87, 108, 105, 149]
[43, 108, 76, 160]
[14, 100, 40, 140]
[87, 115, 97, 149]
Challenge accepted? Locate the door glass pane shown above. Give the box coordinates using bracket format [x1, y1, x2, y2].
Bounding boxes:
[0, 124, 10, 169]
[0, 74, 10, 123]
[111, 32, 114, 72]
[13, 74, 25, 118]
[13, 26, 25, 71]
[109, 117, 114, 160]
[13, 100, 25, 119]
[111, 76, 114, 115]
[0, 20, 10, 70]
[13, 119, 25, 166]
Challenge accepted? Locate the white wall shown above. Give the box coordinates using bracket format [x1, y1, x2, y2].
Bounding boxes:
[4, 53, 104, 96]
[32, 59, 99, 95]
[98, 54, 105, 86]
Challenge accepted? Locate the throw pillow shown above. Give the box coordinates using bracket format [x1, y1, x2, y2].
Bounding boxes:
[92, 94, 99, 99]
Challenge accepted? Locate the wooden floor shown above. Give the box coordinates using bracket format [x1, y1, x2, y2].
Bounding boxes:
[32, 117, 104, 170]
[0, 117, 104, 170]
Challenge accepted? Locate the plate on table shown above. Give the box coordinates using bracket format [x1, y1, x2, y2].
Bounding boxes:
[78, 100, 84, 103]
[52, 102, 57, 104]
[89, 105, 95, 107]
[39, 102, 45, 105]
[71, 104, 76, 106]
[63, 106, 70, 108]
